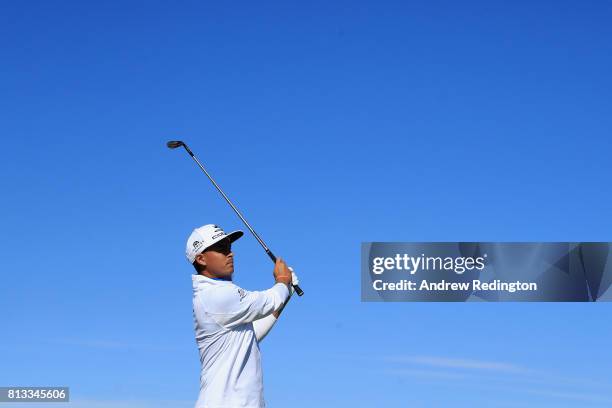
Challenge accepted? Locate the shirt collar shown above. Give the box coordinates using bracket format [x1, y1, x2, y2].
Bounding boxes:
[192, 274, 233, 288]
[209, 276, 232, 281]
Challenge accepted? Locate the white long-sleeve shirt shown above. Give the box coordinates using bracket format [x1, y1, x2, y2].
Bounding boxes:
[192, 274, 290, 408]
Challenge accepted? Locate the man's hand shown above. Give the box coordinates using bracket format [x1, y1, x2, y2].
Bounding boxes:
[273, 258, 292, 291]
[272, 259, 297, 318]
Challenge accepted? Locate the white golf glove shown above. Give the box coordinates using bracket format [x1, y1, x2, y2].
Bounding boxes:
[288, 267, 299, 296]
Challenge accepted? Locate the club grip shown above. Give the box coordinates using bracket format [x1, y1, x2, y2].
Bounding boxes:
[267, 250, 304, 296]
[292, 284, 304, 296]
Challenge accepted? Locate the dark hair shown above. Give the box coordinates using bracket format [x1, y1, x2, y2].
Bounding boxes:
[193, 260, 205, 274]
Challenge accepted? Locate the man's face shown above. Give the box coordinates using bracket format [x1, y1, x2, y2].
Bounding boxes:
[197, 238, 234, 278]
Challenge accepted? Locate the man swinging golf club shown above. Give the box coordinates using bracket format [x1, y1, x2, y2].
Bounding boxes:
[188, 224, 298, 408]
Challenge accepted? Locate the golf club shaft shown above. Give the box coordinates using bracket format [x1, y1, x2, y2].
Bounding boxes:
[178, 143, 304, 296]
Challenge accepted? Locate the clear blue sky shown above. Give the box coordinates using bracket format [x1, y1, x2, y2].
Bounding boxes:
[1, 1, 611, 407]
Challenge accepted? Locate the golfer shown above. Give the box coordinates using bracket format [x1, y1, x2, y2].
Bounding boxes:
[187, 224, 298, 408]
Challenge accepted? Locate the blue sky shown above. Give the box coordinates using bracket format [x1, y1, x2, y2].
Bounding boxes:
[1, 1, 611, 407]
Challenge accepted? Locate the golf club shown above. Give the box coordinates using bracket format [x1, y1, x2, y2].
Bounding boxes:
[167, 140, 304, 297]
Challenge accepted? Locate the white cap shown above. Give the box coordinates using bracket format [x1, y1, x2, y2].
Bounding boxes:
[186, 224, 244, 263]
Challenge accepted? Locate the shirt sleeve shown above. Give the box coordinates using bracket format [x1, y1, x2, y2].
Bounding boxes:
[252, 313, 278, 342]
[203, 283, 289, 329]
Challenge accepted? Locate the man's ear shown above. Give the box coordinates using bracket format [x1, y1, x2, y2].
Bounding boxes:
[195, 253, 207, 268]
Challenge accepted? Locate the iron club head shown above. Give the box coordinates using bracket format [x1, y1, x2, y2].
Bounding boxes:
[167, 140, 185, 149]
